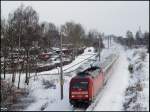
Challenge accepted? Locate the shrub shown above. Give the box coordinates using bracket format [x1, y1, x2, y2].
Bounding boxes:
[139, 51, 146, 61]
[42, 79, 56, 89]
[136, 83, 143, 91]
[128, 64, 134, 73]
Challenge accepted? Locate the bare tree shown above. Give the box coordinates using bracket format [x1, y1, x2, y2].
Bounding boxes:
[6, 4, 39, 85]
[61, 21, 85, 59]
[82, 30, 104, 51]
[39, 22, 59, 48]
[143, 32, 149, 52]
[126, 30, 134, 48]
[5, 13, 16, 84]
[1, 18, 7, 79]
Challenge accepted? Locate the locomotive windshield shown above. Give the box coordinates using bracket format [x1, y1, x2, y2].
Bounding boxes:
[72, 81, 88, 90]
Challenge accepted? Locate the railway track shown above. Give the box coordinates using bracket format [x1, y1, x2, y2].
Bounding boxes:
[73, 107, 87, 111]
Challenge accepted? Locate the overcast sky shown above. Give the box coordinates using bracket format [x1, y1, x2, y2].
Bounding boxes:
[1, 1, 149, 37]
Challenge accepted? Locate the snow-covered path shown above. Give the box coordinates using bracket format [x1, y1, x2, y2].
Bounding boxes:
[94, 50, 130, 111]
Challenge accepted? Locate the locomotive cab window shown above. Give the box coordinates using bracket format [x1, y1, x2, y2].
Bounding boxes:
[71, 82, 88, 90]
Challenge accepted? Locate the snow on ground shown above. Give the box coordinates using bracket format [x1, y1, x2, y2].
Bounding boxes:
[143, 53, 149, 110]
[43, 75, 74, 111]
[123, 48, 149, 111]
[94, 44, 149, 111]
[94, 47, 130, 111]
[1, 38, 133, 111]
[25, 74, 71, 111]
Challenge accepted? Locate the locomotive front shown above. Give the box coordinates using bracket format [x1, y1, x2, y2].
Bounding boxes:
[69, 76, 93, 106]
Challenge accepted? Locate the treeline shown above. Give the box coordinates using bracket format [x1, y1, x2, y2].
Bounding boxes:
[1, 4, 104, 56]
[0, 4, 104, 87]
[114, 30, 149, 52]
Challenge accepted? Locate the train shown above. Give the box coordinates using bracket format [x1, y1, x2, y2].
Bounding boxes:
[69, 66, 104, 106]
[69, 54, 118, 106]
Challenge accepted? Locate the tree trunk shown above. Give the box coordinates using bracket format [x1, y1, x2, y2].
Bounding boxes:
[27, 55, 30, 85]
[25, 50, 30, 85]
[25, 63, 28, 83]
[72, 47, 75, 60]
[3, 56, 6, 79]
[11, 48, 15, 84]
[25, 50, 28, 84]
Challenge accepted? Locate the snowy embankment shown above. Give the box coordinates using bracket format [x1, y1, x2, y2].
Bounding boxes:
[123, 48, 149, 111]
[94, 46, 149, 111]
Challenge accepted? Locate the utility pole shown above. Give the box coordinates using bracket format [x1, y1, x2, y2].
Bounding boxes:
[108, 36, 110, 49]
[60, 32, 63, 100]
[110, 36, 111, 46]
[17, 25, 21, 88]
[98, 35, 101, 61]
[27, 50, 30, 85]
[108, 36, 109, 49]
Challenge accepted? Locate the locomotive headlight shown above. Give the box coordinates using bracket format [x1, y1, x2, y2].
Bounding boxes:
[84, 95, 88, 97]
[72, 95, 75, 98]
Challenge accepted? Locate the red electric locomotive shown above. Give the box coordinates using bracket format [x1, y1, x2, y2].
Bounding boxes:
[69, 66, 104, 106]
